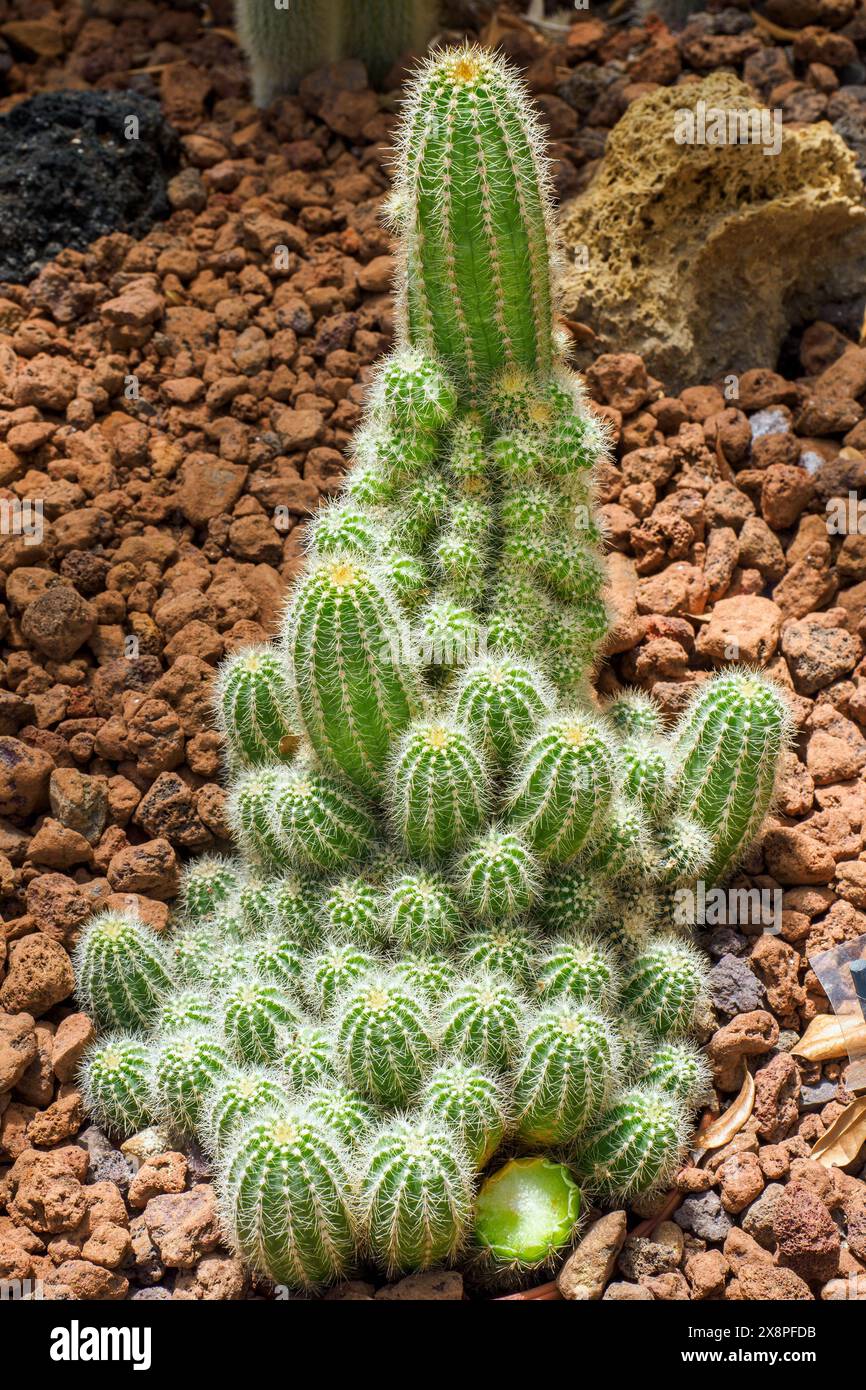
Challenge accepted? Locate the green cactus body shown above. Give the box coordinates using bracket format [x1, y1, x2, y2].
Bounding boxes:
[272, 763, 377, 870]
[456, 827, 539, 920]
[249, 933, 304, 991]
[158, 989, 216, 1035]
[180, 855, 242, 921]
[671, 671, 790, 881]
[235, 0, 340, 104]
[508, 716, 615, 861]
[347, 0, 439, 86]
[392, 47, 556, 400]
[219, 977, 300, 1065]
[620, 738, 668, 811]
[440, 975, 524, 1072]
[387, 870, 462, 953]
[279, 1022, 335, 1093]
[219, 1108, 357, 1289]
[360, 1117, 474, 1274]
[581, 798, 648, 878]
[80, 1034, 153, 1137]
[284, 556, 418, 795]
[620, 936, 708, 1038]
[452, 656, 553, 765]
[535, 935, 619, 1012]
[540, 868, 606, 933]
[323, 876, 387, 949]
[73, 912, 173, 1032]
[235, 878, 272, 936]
[152, 1028, 231, 1134]
[474, 1155, 581, 1269]
[216, 646, 299, 767]
[422, 1059, 508, 1167]
[575, 1085, 688, 1199]
[306, 1083, 377, 1151]
[392, 953, 458, 1003]
[390, 721, 488, 858]
[652, 814, 713, 887]
[304, 942, 381, 1016]
[228, 767, 286, 868]
[642, 1040, 712, 1109]
[461, 923, 536, 991]
[335, 975, 435, 1106]
[270, 873, 321, 947]
[202, 1067, 289, 1155]
[606, 691, 663, 739]
[513, 1002, 619, 1146]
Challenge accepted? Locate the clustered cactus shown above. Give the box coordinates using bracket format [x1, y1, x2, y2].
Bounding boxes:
[75, 46, 789, 1291]
[235, 0, 440, 104]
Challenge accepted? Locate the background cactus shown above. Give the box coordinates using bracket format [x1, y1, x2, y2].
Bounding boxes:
[74, 44, 790, 1293]
[235, 0, 439, 105]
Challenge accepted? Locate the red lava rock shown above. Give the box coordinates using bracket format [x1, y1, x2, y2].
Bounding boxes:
[753, 1053, 801, 1142]
[144, 1184, 221, 1269]
[0, 1010, 37, 1092]
[0, 737, 53, 819]
[0, 933, 74, 1017]
[106, 837, 179, 900]
[773, 1182, 841, 1283]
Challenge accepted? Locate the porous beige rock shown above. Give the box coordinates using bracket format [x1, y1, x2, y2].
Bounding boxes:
[560, 75, 866, 391]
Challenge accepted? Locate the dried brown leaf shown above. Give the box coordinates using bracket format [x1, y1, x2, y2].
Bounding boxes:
[793, 1013, 866, 1062]
[750, 8, 804, 38]
[810, 1096, 866, 1169]
[695, 1067, 755, 1152]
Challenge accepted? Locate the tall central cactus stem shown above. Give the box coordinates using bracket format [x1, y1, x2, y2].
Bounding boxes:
[391, 49, 557, 399]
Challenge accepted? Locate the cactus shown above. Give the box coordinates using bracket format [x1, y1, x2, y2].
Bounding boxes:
[474, 1156, 581, 1272]
[390, 720, 488, 859]
[272, 762, 378, 870]
[422, 1059, 508, 1167]
[507, 715, 615, 862]
[73, 912, 173, 1031]
[535, 934, 619, 1012]
[671, 671, 790, 881]
[216, 646, 300, 767]
[390, 47, 557, 397]
[306, 1083, 377, 1150]
[179, 855, 242, 921]
[80, 1034, 153, 1137]
[642, 1040, 712, 1109]
[219, 976, 300, 1065]
[335, 973, 435, 1106]
[455, 827, 539, 920]
[440, 974, 524, 1073]
[152, 1028, 231, 1135]
[513, 1001, 619, 1146]
[304, 941, 381, 1016]
[620, 936, 709, 1038]
[575, 1085, 689, 1200]
[74, 44, 792, 1292]
[359, 1116, 474, 1274]
[279, 1022, 335, 1092]
[461, 923, 536, 991]
[218, 1107, 357, 1289]
[283, 556, 419, 796]
[202, 1067, 290, 1155]
[387, 870, 462, 953]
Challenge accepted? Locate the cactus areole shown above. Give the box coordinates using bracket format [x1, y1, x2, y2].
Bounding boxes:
[73, 47, 789, 1291]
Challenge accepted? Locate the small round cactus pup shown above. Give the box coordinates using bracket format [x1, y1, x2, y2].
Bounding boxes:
[335, 973, 436, 1107]
[322, 875, 388, 950]
[540, 867, 607, 934]
[359, 1116, 474, 1275]
[392, 953, 458, 1004]
[389, 719, 488, 859]
[216, 645, 300, 767]
[304, 941, 382, 1016]
[279, 1022, 335, 1093]
[620, 935, 709, 1038]
[421, 1059, 509, 1168]
[512, 1001, 620, 1146]
[575, 1085, 689, 1200]
[534, 934, 619, 1012]
[507, 715, 615, 862]
[218, 976, 300, 1066]
[642, 1040, 713, 1109]
[201, 1067, 290, 1156]
[440, 974, 525, 1073]
[73, 911, 173, 1032]
[179, 854, 242, 922]
[271, 762, 378, 870]
[152, 1028, 231, 1136]
[305, 1083, 378, 1151]
[455, 826, 539, 921]
[381, 348, 457, 430]
[218, 1107, 357, 1290]
[80, 1034, 153, 1137]
[386, 870, 463, 953]
[157, 989, 216, 1035]
[461, 922, 537, 992]
[249, 933, 304, 991]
